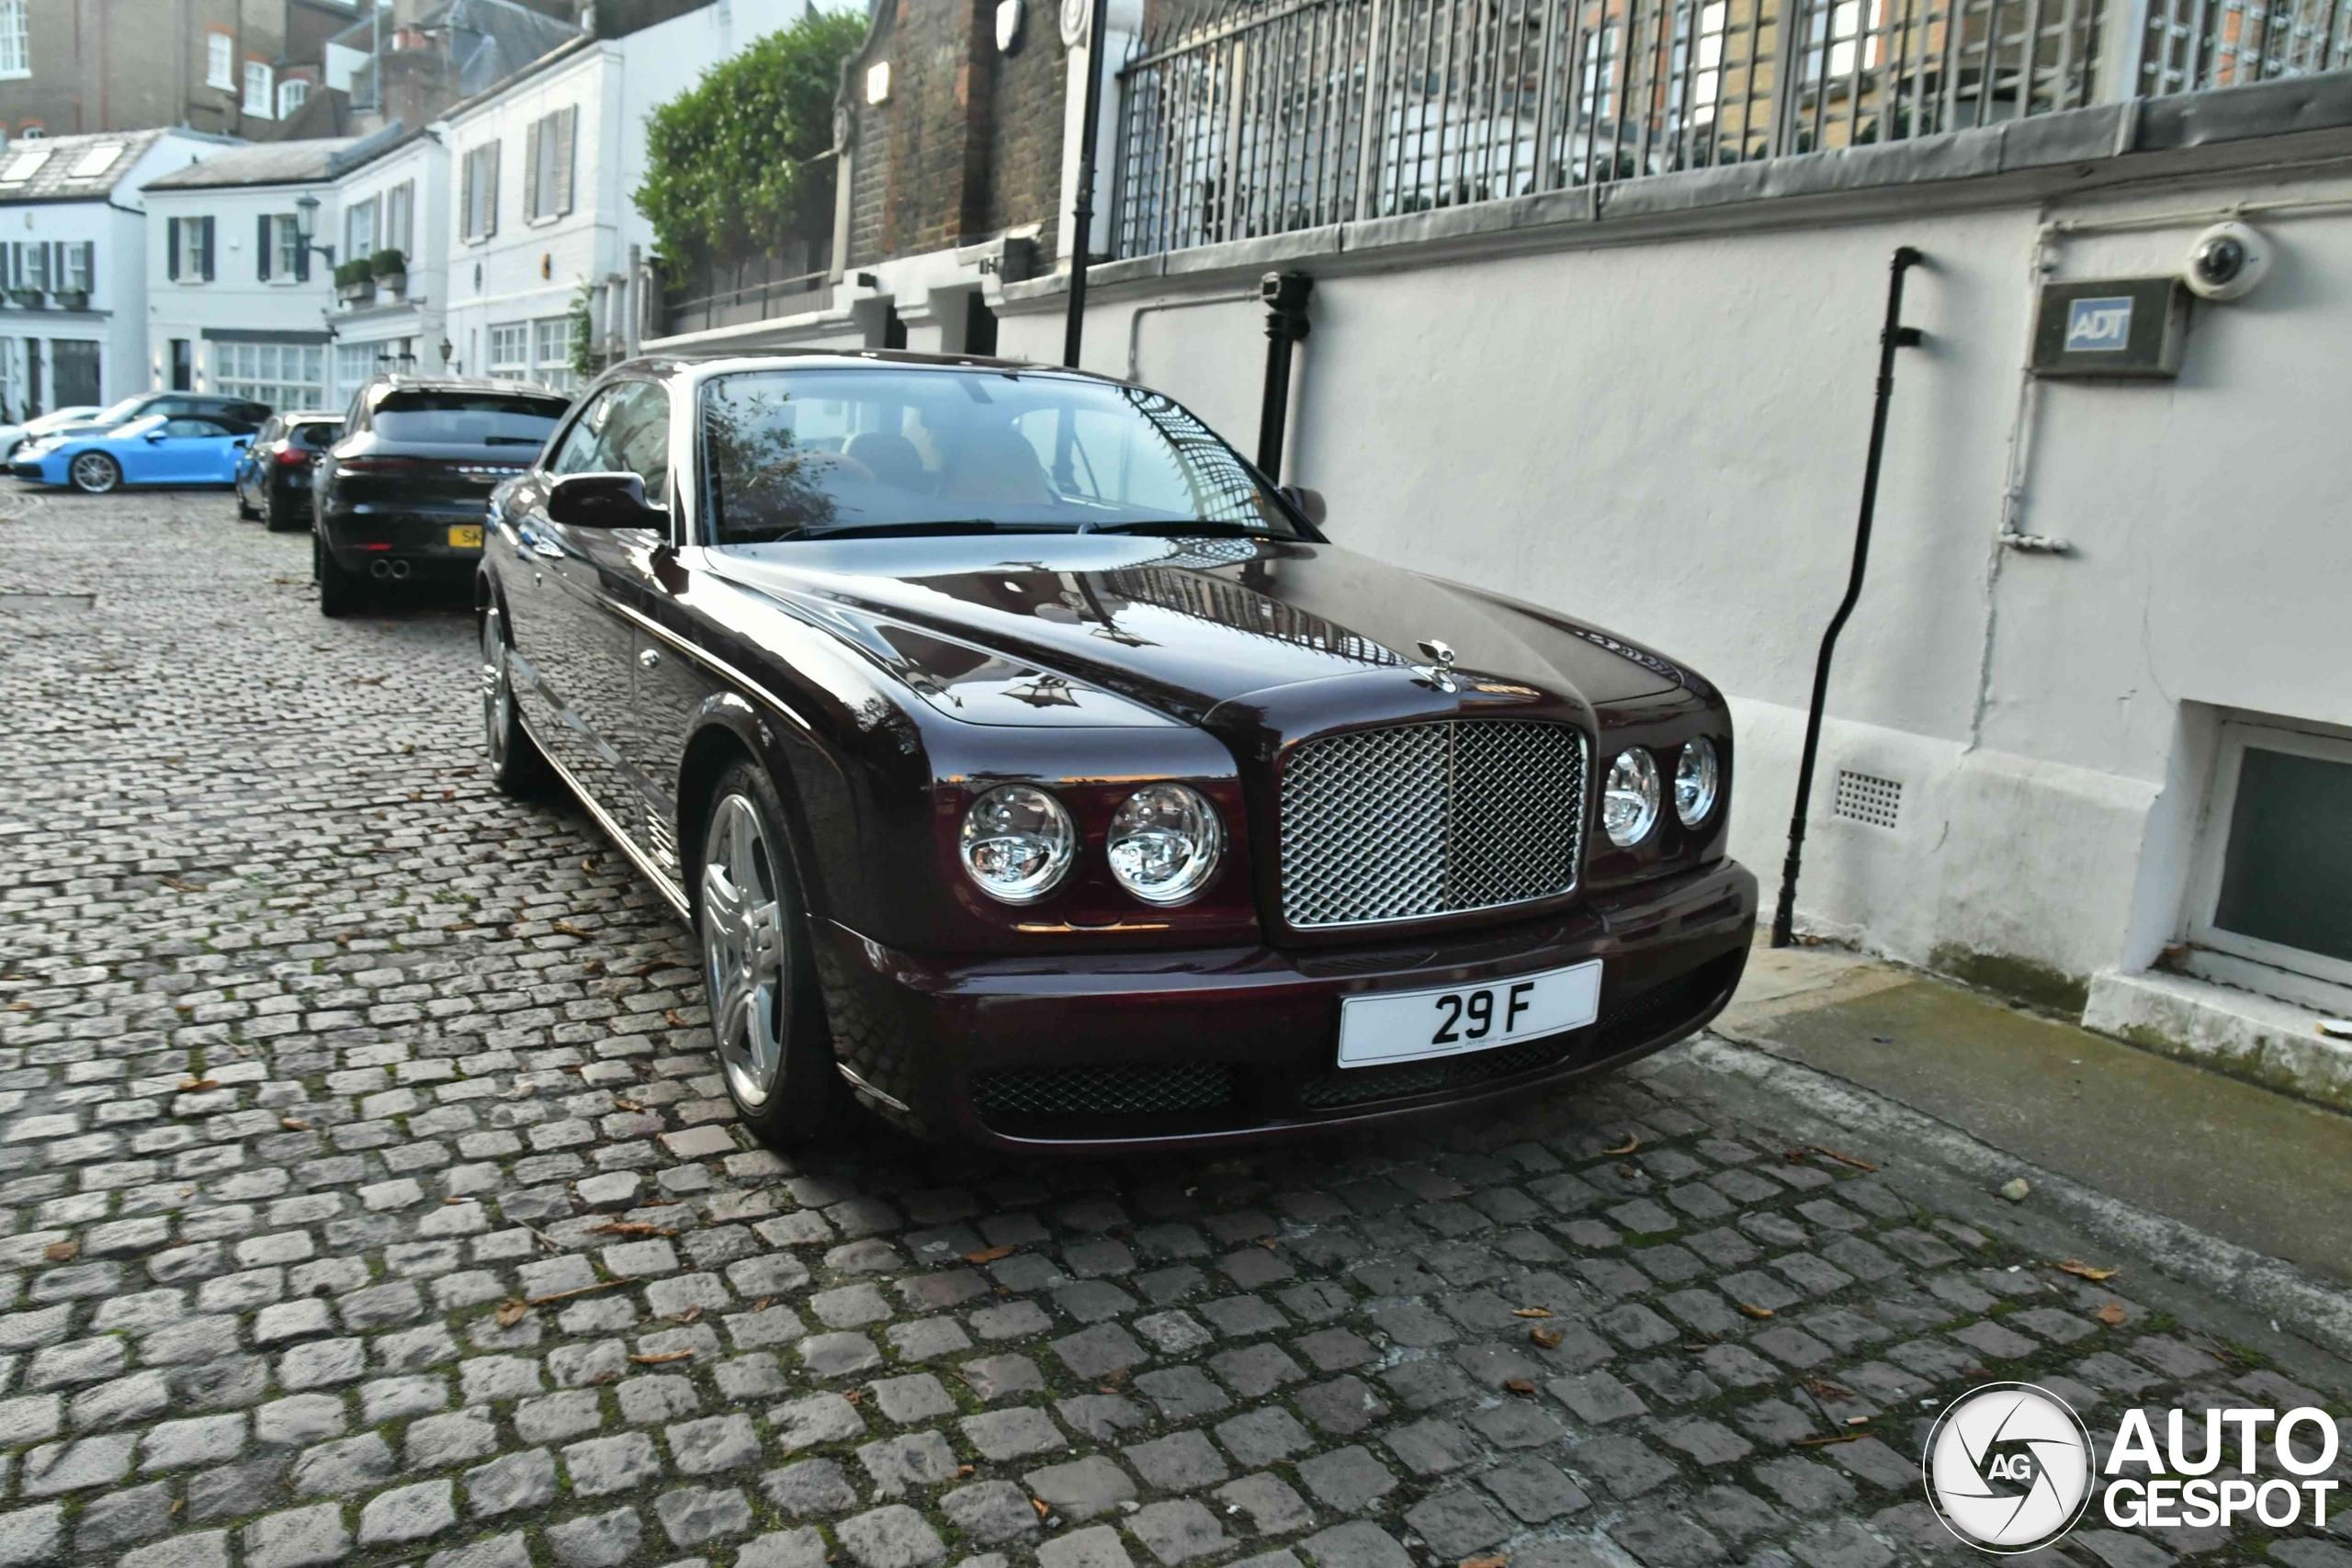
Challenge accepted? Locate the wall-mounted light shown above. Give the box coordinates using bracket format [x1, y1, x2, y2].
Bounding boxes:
[865, 61, 890, 105]
[996, 0, 1025, 55]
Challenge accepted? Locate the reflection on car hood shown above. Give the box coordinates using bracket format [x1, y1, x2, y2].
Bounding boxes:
[705, 534, 1695, 728]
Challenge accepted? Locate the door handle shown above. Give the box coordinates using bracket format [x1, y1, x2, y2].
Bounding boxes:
[638, 649, 662, 670]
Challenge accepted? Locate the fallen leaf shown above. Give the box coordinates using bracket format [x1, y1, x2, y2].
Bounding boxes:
[582, 959, 605, 976]
[279, 1117, 311, 1132]
[628, 1349, 693, 1365]
[966, 1245, 1016, 1265]
[585, 1221, 676, 1238]
[354, 673, 388, 685]
[42, 1239, 77, 1262]
[2056, 1258, 2120, 1281]
[842, 1388, 863, 1404]
[615, 1099, 644, 1112]
[494, 1298, 532, 1327]
[158, 876, 203, 893]
[957, 1465, 974, 1477]
[669, 1305, 702, 1325]
[1511, 1306, 1555, 1319]
[1602, 1134, 1640, 1156]
[1737, 1303, 1774, 1320]
[1806, 1377, 1855, 1399]
[1032, 1499, 1050, 1519]
[1503, 1379, 1539, 1397]
[1784, 1148, 1811, 1164]
[663, 1009, 691, 1029]
[1812, 1145, 1878, 1172]
[552, 919, 591, 938]
[2095, 1301, 2129, 1325]
[1098, 1366, 1130, 1392]
[1794, 1433, 1863, 1447]
[582, 859, 596, 874]
[1998, 1178, 2032, 1202]
[1256, 1237, 1278, 1250]
[1461, 1556, 1510, 1568]
[1530, 1325, 1564, 1349]
[177, 1077, 220, 1092]
[753, 1297, 774, 1313]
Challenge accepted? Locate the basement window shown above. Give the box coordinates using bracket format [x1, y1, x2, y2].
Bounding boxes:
[2188, 718, 2352, 990]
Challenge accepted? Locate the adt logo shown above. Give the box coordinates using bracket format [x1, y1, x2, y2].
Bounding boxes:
[1923, 1382, 2095, 1553]
[2066, 296, 2134, 352]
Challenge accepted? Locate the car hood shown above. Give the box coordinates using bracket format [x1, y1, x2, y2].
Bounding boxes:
[702, 534, 1696, 728]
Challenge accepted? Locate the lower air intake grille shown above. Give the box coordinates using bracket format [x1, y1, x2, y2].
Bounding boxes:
[1280, 720, 1587, 929]
[975, 1062, 1236, 1118]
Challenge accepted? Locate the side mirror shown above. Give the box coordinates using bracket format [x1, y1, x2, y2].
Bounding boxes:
[548, 470, 662, 529]
[1281, 485, 1328, 527]
[232, 436, 251, 448]
[143, 431, 165, 444]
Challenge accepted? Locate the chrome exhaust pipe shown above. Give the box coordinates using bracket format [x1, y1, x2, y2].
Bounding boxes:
[369, 558, 393, 580]
[389, 559, 412, 581]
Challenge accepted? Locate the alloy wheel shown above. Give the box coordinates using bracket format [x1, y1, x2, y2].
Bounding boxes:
[701, 795, 789, 1109]
[69, 453, 116, 493]
[480, 607, 512, 770]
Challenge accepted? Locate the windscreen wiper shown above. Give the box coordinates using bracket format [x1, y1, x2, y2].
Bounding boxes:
[1077, 519, 1269, 537]
[774, 520, 1059, 541]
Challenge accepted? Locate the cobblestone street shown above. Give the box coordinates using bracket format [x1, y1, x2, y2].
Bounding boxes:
[1, 488, 2346, 1568]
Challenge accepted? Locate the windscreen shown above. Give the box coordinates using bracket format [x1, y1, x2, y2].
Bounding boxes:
[372, 390, 567, 446]
[89, 395, 151, 425]
[700, 368, 1300, 544]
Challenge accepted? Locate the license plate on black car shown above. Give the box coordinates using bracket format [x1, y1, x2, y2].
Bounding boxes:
[1337, 960, 1602, 1067]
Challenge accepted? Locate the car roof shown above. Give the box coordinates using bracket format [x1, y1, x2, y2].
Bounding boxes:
[594, 348, 1121, 385]
[368, 375, 568, 397]
[282, 412, 344, 422]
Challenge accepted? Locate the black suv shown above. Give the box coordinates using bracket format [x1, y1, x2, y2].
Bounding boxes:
[313, 376, 572, 617]
[235, 412, 344, 532]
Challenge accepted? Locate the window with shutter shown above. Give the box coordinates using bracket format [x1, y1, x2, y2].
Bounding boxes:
[553, 107, 576, 218]
[459, 153, 475, 242]
[200, 217, 215, 281]
[167, 219, 179, 280]
[68, 243, 91, 293]
[256, 215, 272, 281]
[483, 144, 499, 238]
[523, 119, 541, 222]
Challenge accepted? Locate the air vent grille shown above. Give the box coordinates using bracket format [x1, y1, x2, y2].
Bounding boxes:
[1832, 770, 1902, 830]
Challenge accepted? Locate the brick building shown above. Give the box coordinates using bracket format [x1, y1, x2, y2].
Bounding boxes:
[647, 0, 1140, 358]
[0, 0, 365, 142]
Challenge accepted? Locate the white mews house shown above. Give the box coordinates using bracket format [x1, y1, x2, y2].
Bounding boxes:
[438, 6, 776, 390]
[0, 130, 235, 420]
[143, 139, 354, 414]
[324, 123, 450, 396]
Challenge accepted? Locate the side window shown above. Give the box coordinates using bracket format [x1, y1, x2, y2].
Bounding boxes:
[600, 381, 671, 503]
[545, 389, 613, 477]
[164, 418, 225, 437]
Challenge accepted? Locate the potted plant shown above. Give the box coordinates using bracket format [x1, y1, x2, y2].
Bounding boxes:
[368, 248, 408, 299]
[51, 288, 87, 310]
[334, 257, 374, 304]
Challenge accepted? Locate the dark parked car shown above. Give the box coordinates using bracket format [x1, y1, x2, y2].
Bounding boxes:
[314, 376, 571, 616]
[30, 392, 270, 451]
[478, 352, 1754, 1152]
[235, 412, 344, 531]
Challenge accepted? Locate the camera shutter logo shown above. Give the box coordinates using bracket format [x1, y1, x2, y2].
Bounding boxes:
[2065, 296, 2133, 352]
[1923, 1382, 2095, 1552]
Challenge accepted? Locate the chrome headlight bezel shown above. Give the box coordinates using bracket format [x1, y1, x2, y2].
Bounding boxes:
[1105, 782, 1224, 906]
[1602, 747, 1661, 848]
[958, 784, 1077, 905]
[1674, 737, 1721, 829]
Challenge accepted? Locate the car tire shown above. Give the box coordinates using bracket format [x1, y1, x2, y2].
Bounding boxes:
[480, 598, 551, 796]
[67, 453, 120, 495]
[315, 533, 366, 618]
[263, 491, 302, 533]
[236, 489, 259, 521]
[698, 760, 842, 1148]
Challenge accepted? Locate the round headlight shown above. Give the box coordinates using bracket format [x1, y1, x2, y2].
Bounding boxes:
[1106, 783, 1223, 905]
[959, 784, 1075, 904]
[1675, 738, 1720, 828]
[1602, 748, 1660, 848]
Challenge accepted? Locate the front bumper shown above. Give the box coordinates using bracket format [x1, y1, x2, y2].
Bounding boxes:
[321, 503, 487, 572]
[810, 859, 1757, 1152]
[11, 458, 56, 482]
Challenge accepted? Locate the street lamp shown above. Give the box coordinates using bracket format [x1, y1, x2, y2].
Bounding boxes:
[292, 193, 336, 267]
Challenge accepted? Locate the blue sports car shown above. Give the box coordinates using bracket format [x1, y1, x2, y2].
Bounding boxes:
[11, 413, 254, 494]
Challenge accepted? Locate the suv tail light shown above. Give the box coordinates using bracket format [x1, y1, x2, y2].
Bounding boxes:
[275, 447, 308, 467]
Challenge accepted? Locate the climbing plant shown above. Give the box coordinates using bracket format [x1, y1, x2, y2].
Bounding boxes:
[635, 10, 867, 271]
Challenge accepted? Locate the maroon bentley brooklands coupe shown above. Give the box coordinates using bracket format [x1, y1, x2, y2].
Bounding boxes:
[477, 351, 1756, 1152]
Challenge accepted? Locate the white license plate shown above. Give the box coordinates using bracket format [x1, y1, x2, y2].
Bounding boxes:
[1337, 960, 1602, 1067]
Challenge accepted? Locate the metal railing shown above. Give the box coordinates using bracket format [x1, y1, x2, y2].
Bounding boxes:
[1110, 0, 2345, 256]
[659, 258, 832, 339]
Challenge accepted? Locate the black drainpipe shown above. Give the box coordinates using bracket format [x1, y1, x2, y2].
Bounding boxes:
[1257, 272, 1313, 479]
[1770, 245, 1924, 949]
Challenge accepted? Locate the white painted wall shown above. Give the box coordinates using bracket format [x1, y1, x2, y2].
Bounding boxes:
[438, 3, 797, 385]
[144, 175, 342, 407]
[996, 160, 2352, 1003]
[329, 134, 451, 401]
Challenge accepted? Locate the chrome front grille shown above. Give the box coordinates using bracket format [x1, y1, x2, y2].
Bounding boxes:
[1279, 720, 1587, 929]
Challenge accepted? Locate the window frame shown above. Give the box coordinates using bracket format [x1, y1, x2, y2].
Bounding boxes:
[274, 216, 300, 280]
[0, 1, 29, 81]
[2186, 717, 2352, 990]
[243, 60, 275, 118]
[461, 141, 499, 243]
[486, 321, 530, 379]
[206, 30, 235, 92]
[277, 77, 308, 118]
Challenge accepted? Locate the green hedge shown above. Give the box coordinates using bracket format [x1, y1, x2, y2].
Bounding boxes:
[635, 10, 866, 269]
[368, 248, 407, 279]
[333, 258, 372, 288]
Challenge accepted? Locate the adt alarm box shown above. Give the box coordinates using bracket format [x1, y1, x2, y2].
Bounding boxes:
[2031, 276, 2189, 378]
